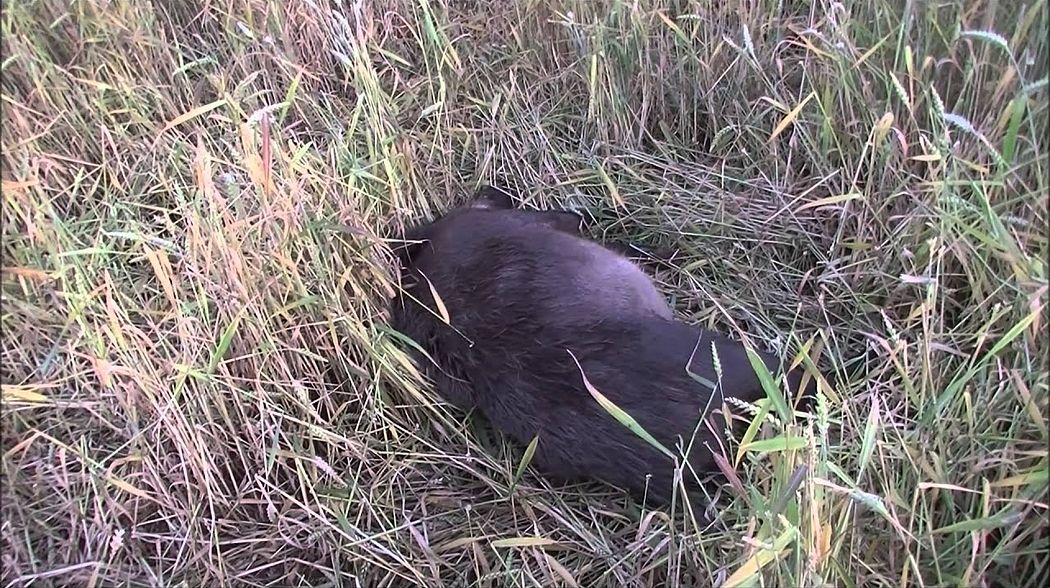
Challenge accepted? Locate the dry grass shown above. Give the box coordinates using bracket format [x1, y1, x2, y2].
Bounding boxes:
[1, 0, 1047, 586]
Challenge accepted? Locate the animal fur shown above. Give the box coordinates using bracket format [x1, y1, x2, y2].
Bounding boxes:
[390, 186, 813, 506]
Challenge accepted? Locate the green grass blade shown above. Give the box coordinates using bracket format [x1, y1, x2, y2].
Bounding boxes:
[744, 347, 791, 424]
[208, 309, 245, 375]
[510, 435, 540, 493]
[568, 350, 676, 462]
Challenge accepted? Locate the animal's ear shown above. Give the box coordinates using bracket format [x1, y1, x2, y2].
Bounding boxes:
[535, 210, 585, 234]
[470, 185, 516, 210]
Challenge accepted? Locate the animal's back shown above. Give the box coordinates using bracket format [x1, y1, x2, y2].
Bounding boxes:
[408, 210, 672, 323]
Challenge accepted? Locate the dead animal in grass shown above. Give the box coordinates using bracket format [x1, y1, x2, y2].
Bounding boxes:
[389, 186, 816, 508]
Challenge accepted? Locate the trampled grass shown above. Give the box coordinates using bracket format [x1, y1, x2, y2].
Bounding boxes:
[1, 1, 1046, 586]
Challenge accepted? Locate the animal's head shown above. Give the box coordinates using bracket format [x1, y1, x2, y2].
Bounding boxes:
[390, 185, 585, 271]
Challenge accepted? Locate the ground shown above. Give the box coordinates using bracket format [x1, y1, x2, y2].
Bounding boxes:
[1, 1, 1047, 587]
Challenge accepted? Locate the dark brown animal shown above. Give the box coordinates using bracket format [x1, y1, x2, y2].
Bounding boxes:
[390, 186, 812, 506]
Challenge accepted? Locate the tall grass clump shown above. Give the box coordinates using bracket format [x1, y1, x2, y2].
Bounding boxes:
[2, 0, 1046, 586]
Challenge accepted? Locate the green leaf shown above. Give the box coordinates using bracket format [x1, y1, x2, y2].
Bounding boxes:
[735, 398, 773, 467]
[932, 508, 1024, 535]
[745, 347, 791, 423]
[857, 394, 881, 477]
[569, 351, 676, 461]
[1001, 95, 1026, 164]
[510, 435, 540, 493]
[742, 435, 807, 453]
[208, 308, 245, 375]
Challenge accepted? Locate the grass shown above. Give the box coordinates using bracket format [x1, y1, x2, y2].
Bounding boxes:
[1, 0, 1046, 586]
